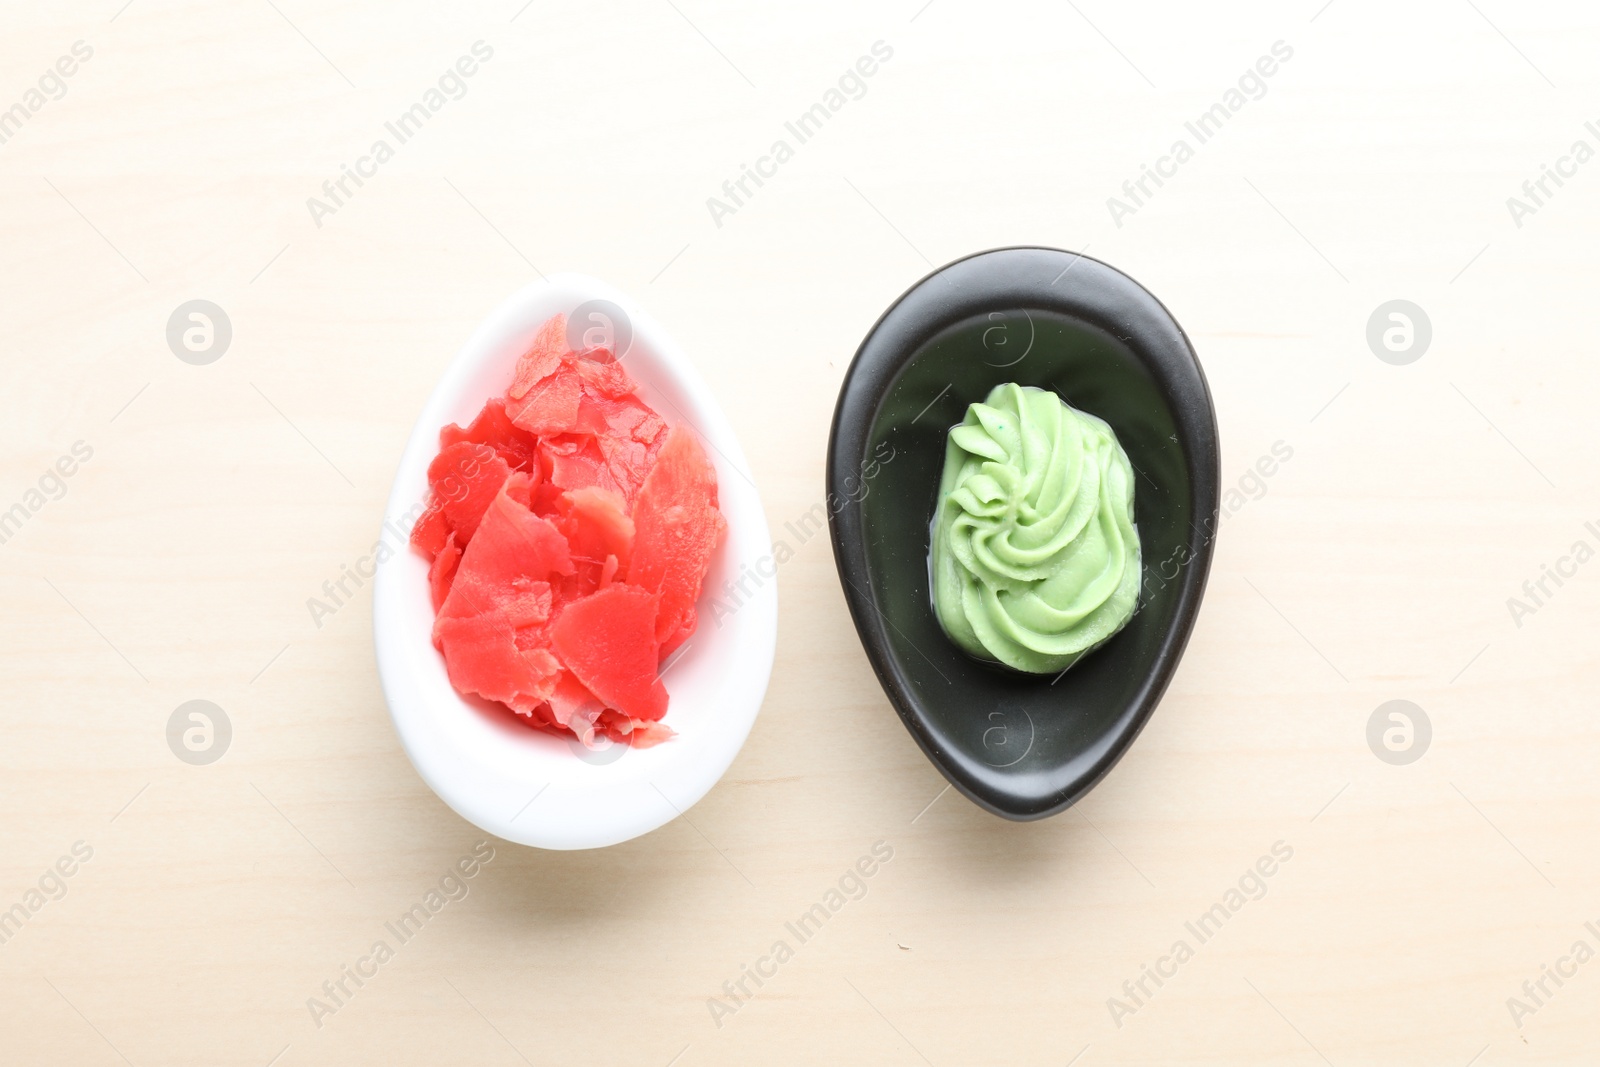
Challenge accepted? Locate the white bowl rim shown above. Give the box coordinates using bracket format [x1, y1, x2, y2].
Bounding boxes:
[373, 273, 777, 850]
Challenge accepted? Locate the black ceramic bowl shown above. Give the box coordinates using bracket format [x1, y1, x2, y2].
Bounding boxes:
[827, 247, 1219, 820]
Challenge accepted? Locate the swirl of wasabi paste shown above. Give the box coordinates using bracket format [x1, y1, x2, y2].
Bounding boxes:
[930, 382, 1141, 674]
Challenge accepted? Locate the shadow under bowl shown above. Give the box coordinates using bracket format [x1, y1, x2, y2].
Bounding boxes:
[827, 247, 1220, 820]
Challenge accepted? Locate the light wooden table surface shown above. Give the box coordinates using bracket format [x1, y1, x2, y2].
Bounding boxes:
[2, 1, 1597, 1064]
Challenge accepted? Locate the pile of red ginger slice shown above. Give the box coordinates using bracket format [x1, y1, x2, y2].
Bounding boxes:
[410, 314, 725, 748]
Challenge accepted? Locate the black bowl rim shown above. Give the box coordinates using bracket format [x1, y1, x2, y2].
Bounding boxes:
[826, 245, 1221, 820]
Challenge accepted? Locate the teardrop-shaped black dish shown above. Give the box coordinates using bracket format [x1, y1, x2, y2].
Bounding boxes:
[827, 247, 1220, 820]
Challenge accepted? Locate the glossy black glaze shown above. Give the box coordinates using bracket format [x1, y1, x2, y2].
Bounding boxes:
[827, 248, 1220, 820]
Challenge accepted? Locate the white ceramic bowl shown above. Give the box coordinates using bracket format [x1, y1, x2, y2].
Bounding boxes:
[373, 274, 777, 850]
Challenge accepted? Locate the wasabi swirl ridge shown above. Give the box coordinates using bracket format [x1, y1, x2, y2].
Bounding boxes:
[930, 383, 1141, 674]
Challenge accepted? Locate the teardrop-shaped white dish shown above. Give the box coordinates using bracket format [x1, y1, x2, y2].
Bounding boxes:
[373, 274, 776, 849]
